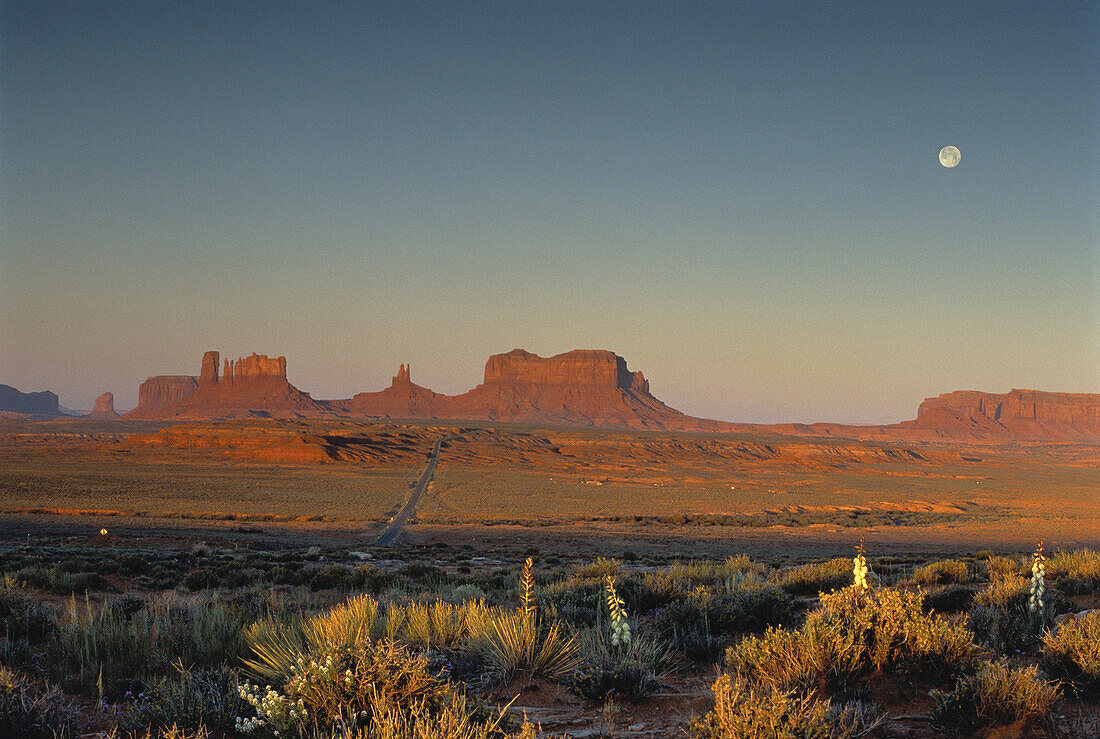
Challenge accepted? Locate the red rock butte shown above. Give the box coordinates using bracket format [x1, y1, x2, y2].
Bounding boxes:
[121, 349, 1100, 441]
[87, 392, 119, 420]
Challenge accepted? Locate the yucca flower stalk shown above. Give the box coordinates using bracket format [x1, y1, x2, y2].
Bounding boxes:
[520, 557, 536, 621]
[1029, 540, 1047, 629]
[604, 575, 631, 647]
[853, 537, 872, 591]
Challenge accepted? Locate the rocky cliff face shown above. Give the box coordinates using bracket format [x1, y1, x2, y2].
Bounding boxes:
[88, 392, 119, 420]
[0, 384, 60, 416]
[125, 376, 200, 418]
[899, 389, 1100, 440]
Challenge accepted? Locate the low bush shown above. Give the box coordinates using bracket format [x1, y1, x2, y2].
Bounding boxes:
[136, 665, 249, 736]
[237, 640, 452, 735]
[967, 604, 1031, 654]
[12, 565, 111, 596]
[1042, 612, 1100, 693]
[923, 585, 976, 614]
[727, 586, 979, 692]
[931, 661, 1061, 734]
[690, 674, 885, 738]
[0, 582, 56, 642]
[913, 559, 970, 586]
[651, 584, 794, 661]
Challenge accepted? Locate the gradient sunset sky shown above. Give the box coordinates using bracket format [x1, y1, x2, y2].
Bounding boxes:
[2, 1, 1097, 423]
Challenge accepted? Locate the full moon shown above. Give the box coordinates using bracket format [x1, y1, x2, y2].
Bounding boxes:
[939, 145, 961, 168]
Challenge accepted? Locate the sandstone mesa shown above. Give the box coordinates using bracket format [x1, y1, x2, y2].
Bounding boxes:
[111, 349, 1100, 442]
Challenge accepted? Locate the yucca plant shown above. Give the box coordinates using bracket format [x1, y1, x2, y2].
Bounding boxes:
[1029, 540, 1048, 632]
[483, 557, 579, 680]
[604, 575, 631, 647]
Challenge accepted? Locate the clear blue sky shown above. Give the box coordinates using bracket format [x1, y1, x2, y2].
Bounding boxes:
[2, 1, 1097, 422]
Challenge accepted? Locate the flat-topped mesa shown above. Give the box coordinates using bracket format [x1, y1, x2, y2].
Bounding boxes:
[88, 392, 119, 420]
[482, 349, 638, 391]
[449, 348, 723, 429]
[900, 389, 1100, 440]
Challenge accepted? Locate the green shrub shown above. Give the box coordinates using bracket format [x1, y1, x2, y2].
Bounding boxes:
[12, 565, 111, 596]
[772, 558, 852, 596]
[651, 585, 794, 661]
[931, 661, 1061, 734]
[967, 604, 1031, 653]
[690, 674, 885, 738]
[985, 555, 1024, 582]
[0, 583, 56, 642]
[137, 665, 249, 736]
[913, 559, 970, 586]
[923, 585, 976, 614]
[1042, 612, 1100, 693]
[574, 557, 621, 579]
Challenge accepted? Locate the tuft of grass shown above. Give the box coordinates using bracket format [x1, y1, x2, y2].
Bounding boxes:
[1047, 549, 1100, 582]
[913, 559, 970, 586]
[772, 558, 852, 596]
[931, 661, 1061, 734]
[1042, 611, 1100, 693]
[47, 593, 247, 699]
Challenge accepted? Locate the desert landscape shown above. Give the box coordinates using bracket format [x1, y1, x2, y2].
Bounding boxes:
[0, 346, 1097, 737]
[3, 2, 1098, 738]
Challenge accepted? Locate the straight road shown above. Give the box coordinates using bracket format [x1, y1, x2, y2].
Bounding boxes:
[374, 434, 457, 546]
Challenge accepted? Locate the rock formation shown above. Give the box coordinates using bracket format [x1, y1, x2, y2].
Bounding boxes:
[127, 351, 332, 420]
[897, 389, 1100, 440]
[333, 363, 448, 419]
[338, 349, 749, 431]
[117, 348, 1100, 440]
[125, 376, 200, 418]
[0, 384, 60, 416]
[88, 392, 119, 420]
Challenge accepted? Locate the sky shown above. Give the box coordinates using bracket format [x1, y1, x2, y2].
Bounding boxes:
[1, 1, 1097, 423]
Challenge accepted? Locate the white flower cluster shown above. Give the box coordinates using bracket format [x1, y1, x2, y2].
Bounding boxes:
[1029, 542, 1046, 618]
[853, 548, 871, 590]
[604, 575, 631, 647]
[235, 681, 305, 734]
